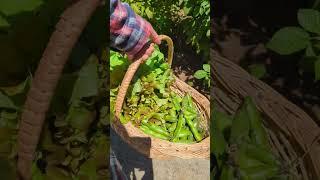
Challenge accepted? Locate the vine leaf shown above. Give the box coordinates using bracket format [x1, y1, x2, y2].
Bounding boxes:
[298, 9, 320, 34]
[70, 56, 99, 103]
[267, 27, 310, 55]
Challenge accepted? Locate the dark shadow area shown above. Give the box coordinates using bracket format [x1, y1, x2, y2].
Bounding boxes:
[212, 0, 320, 124]
[161, 33, 210, 98]
[111, 128, 153, 180]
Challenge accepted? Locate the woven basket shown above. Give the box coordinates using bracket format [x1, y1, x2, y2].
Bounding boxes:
[112, 35, 210, 159]
[212, 49, 320, 179]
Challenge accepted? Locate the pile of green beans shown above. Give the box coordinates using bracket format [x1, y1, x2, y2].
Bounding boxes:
[121, 62, 204, 143]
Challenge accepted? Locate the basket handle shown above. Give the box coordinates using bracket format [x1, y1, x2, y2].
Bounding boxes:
[115, 35, 174, 119]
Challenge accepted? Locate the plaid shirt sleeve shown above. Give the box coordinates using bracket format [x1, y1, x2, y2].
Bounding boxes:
[110, 0, 151, 58]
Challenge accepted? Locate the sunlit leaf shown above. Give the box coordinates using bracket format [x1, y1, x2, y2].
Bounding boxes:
[70, 58, 99, 103]
[66, 104, 95, 131]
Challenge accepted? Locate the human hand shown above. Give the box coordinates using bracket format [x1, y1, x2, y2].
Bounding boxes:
[127, 22, 161, 62]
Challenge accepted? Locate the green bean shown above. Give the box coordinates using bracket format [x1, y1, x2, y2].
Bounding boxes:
[169, 108, 177, 117]
[188, 134, 194, 141]
[165, 123, 171, 129]
[140, 125, 170, 140]
[177, 128, 192, 138]
[172, 115, 185, 141]
[164, 115, 177, 122]
[147, 123, 171, 137]
[168, 122, 177, 132]
[171, 95, 181, 111]
[183, 109, 202, 142]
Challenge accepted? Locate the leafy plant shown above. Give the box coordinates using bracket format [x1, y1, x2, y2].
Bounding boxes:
[211, 97, 286, 179]
[122, 0, 210, 57]
[194, 64, 210, 87]
[267, 8, 320, 81]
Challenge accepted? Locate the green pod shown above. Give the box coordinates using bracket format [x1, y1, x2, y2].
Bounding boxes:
[120, 114, 129, 124]
[212, 109, 232, 133]
[244, 97, 270, 150]
[165, 123, 171, 129]
[171, 94, 181, 111]
[172, 115, 186, 141]
[147, 123, 170, 137]
[211, 126, 227, 166]
[164, 115, 177, 122]
[186, 94, 196, 109]
[177, 128, 192, 138]
[188, 134, 194, 141]
[160, 63, 170, 70]
[168, 122, 177, 132]
[235, 144, 265, 169]
[245, 143, 279, 166]
[183, 109, 197, 120]
[183, 112, 202, 142]
[140, 125, 170, 140]
[240, 165, 278, 180]
[229, 101, 250, 144]
[169, 108, 177, 117]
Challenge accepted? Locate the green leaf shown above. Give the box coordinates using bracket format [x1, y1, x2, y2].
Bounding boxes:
[66, 104, 94, 131]
[70, 58, 99, 103]
[32, 162, 44, 180]
[211, 126, 227, 159]
[212, 110, 232, 134]
[77, 158, 97, 180]
[145, 7, 153, 19]
[267, 27, 310, 55]
[298, 9, 320, 34]
[244, 97, 270, 150]
[315, 58, 320, 81]
[132, 79, 142, 95]
[0, 16, 9, 28]
[0, 0, 43, 16]
[230, 100, 250, 144]
[203, 64, 210, 72]
[248, 64, 267, 79]
[0, 91, 17, 110]
[194, 70, 208, 79]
